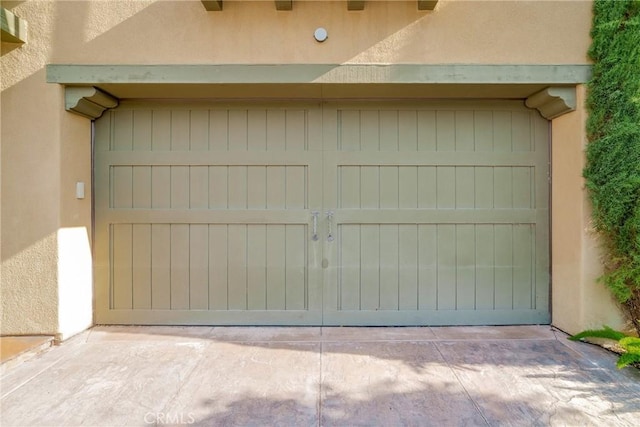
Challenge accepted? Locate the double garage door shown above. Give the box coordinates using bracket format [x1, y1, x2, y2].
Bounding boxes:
[94, 101, 549, 325]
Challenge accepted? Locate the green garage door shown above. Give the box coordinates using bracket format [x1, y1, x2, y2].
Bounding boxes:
[94, 101, 549, 325]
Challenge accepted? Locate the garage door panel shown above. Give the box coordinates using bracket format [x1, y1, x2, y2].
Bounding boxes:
[109, 223, 310, 312]
[97, 102, 549, 326]
[189, 224, 209, 310]
[132, 224, 152, 310]
[380, 167, 399, 208]
[170, 224, 190, 310]
[417, 111, 437, 151]
[151, 224, 171, 309]
[111, 224, 133, 310]
[474, 111, 494, 151]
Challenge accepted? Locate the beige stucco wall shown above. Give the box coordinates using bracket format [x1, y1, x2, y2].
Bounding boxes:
[45, 0, 591, 65]
[551, 84, 626, 335]
[1, 0, 93, 339]
[1, 0, 624, 337]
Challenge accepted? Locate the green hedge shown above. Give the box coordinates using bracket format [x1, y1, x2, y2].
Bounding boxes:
[584, 0, 640, 334]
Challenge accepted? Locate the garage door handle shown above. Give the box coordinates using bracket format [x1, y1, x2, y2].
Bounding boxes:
[311, 211, 319, 241]
[326, 211, 334, 242]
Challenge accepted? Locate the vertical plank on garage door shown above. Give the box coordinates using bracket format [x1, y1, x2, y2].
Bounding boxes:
[437, 167, 455, 209]
[360, 110, 379, 151]
[511, 112, 532, 152]
[494, 224, 513, 309]
[170, 224, 189, 310]
[286, 110, 306, 151]
[267, 110, 285, 151]
[456, 167, 474, 208]
[112, 167, 132, 208]
[247, 225, 267, 310]
[493, 111, 512, 152]
[133, 167, 151, 209]
[151, 224, 171, 309]
[152, 110, 171, 151]
[228, 166, 247, 209]
[417, 111, 436, 151]
[171, 166, 190, 209]
[475, 225, 495, 310]
[190, 166, 209, 209]
[286, 166, 306, 209]
[340, 110, 360, 151]
[360, 224, 380, 310]
[267, 166, 285, 209]
[360, 166, 379, 209]
[513, 225, 533, 309]
[380, 167, 398, 209]
[475, 167, 494, 209]
[399, 225, 418, 310]
[210, 110, 228, 151]
[248, 110, 267, 151]
[227, 225, 247, 310]
[113, 110, 133, 151]
[494, 167, 513, 209]
[379, 224, 399, 310]
[267, 225, 286, 310]
[132, 224, 151, 309]
[209, 225, 228, 310]
[436, 111, 455, 151]
[190, 110, 209, 151]
[209, 166, 228, 209]
[340, 225, 360, 310]
[418, 167, 436, 209]
[248, 166, 267, 209]
[228, 110, 248, 150]
[190, 224, 209, 310]
[474, 111, 493, 152]
[133, 110, 152, 151]
[112, 224, 132, 309]
[340, 167, 360, 209]
[513, 167, 533, 209]
[456, 225, 476, 310]
[399, 167, 418, 209]
[437, 225, 456, 309]
[399, 111, 417, 151]
[455, 111, 474, 151]
[152, 166, 170, 209]
[171, 110, 190, 151]
[418, 225, 437, 310]
[380, 111, 398, 151]
[286, 225, 306, 310]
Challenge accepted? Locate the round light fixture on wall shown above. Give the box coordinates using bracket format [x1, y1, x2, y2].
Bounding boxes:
[314, 27, 328, 43]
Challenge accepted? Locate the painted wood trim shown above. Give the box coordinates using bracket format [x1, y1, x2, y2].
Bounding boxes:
[65, 87, 119, 119]
[275, 1, 293, 11]
[417, 0, 438, 11]
[47, 64, 592, 85]
[347, 1, 365, 11]
[525, 86, 577, 119]
[1, 7, 27, 43]
[201, 1, 223, 11]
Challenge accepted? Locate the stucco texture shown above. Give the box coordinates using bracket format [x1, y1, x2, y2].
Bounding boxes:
[2, 0, 92, 338]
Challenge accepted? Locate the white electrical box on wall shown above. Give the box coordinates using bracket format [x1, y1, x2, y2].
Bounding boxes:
[76, 182, 85, 199]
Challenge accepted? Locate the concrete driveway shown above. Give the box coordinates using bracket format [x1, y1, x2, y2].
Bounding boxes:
[1, 326, 639, 426]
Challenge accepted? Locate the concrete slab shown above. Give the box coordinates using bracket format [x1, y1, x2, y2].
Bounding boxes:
[164, 342, 320, 425]
[320, 341, 485, 426]
[1, 326, 639, 427]
[321, 326, 438, 342]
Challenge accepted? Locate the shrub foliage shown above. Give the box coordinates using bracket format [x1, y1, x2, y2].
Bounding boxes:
[584, 0, 640, 335]
[570, 326, 640, 369]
